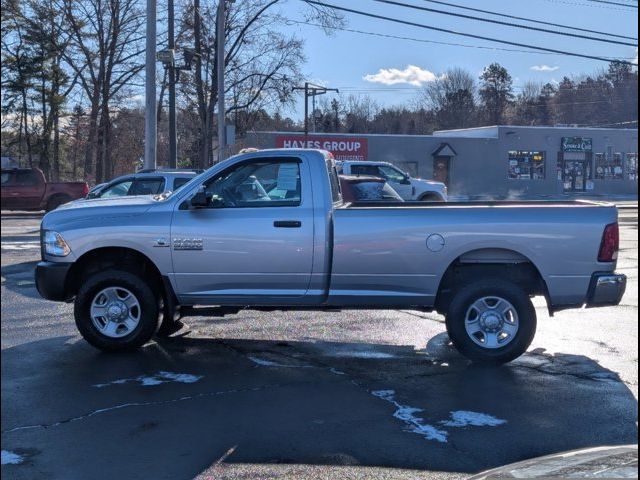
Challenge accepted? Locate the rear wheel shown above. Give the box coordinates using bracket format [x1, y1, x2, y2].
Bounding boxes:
[74, 269, 160, 351]
[418, 193, 444, 202]
[46, 195, 72, 212]
[445, 278, 536, 363]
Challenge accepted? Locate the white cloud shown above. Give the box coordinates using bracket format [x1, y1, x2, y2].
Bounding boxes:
[633, 48, 638, 66]
[530, 65, 560, 72]
[363, 65, 440, 86]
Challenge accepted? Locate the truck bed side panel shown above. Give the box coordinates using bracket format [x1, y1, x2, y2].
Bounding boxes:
[329, 204, 617, 307]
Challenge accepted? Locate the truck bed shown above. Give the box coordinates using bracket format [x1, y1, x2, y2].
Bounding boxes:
[342, 199, 612, 209]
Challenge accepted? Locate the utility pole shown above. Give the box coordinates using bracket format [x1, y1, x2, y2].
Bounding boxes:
[293, 83, 339, 137]
[144, 0, 157, 170]
[216, 0, 226, 162]
[168, 0, 177, 168]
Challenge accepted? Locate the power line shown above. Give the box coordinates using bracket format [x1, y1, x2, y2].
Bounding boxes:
[303, 0, 639, 66]
[419, 0, 637, 40]
[370, 0, 637, 46]
[285, 19, 574, 56]
[286, 18, 634, 63]
[532, 0, 638, 11]
[584, 0, 637, 7]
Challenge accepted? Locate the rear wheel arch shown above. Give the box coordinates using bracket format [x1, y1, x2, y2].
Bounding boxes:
[418, 192, 444, 202]
[45, 193, 72, 211]
[434, 248, 549, 316]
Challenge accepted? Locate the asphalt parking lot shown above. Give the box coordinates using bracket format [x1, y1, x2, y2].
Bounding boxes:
[1, 208, 637, 480]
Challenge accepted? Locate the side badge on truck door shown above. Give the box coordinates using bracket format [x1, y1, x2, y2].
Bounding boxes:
[173, 238, 203, 250]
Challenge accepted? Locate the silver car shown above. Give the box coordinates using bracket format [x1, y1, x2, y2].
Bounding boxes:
[87, 169, 202, 199]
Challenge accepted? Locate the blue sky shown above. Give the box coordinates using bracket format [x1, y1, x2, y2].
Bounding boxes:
[278, 0, 638, 117]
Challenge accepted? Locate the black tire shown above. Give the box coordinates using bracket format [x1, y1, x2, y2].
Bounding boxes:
[74, 268, 160, 351]
[46, 195, 71, 212]
[445, 278, 536, 364]
[418, 194, 444, 202]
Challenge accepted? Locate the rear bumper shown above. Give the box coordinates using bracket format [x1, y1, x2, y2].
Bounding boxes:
[35, 261, 72, 301]
[586, 273, 627, 307]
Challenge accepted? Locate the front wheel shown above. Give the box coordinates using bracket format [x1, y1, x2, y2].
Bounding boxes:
[74, 269, 160, 351]
[445, 279, 536, 364]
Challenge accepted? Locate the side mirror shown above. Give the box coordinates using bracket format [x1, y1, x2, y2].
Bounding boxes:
[401, 177, 411, 185]
[189, 187, 209, 208]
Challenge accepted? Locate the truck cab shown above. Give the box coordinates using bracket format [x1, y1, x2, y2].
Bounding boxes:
[337, 160, 447, 202]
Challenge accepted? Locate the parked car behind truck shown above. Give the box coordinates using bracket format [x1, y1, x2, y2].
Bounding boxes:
[1, 168, 88, 211]
[337, 160, 447, 202]
[36, 149, 626, 363]
[87, 169, 201, 199]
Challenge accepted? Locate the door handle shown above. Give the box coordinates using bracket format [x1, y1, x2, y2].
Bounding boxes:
[274, 220, 301, 228]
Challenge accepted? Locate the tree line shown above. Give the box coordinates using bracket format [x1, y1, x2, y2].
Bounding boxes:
[1, 0, 637, 183]
[304, 62, 637, 136]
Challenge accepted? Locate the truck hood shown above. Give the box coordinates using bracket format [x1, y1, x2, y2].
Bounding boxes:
[60, 195, 159, 210]
[42, 195, 159, 230]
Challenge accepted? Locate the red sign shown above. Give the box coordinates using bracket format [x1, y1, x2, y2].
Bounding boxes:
[275, 135, 368, 161]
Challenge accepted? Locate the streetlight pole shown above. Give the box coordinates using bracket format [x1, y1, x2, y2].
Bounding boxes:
[168, 0, 177, 168]
[216, 0, 226, 162]
[144, 0, 157, 170]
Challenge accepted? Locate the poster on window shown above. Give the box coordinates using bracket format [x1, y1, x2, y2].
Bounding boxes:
[595, 152, 624, 180]
[626, 153, 638, 180]
[508, 151, 545, 180]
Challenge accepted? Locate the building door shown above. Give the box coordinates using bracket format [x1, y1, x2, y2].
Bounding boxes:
[563, 159, 587, 192]
[433, 156, 450, 185]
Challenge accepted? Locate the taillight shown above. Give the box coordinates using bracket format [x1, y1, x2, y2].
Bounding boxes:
[598, 222, 619, 262]
[82, 183, 89, 196]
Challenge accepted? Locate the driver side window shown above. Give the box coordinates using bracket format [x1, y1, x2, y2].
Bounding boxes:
[100, 180, 133, 198]
[378, 166, 406, 183]
[203, 159, 301, 208]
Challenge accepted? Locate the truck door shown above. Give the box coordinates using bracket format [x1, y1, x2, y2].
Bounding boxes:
[2, 170, 20, 210]
[4, 170, 43, 210]
[170, 157, 314, 303]
[377, 165, 413, 200]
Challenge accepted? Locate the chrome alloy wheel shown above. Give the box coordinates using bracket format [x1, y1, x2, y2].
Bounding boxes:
[90, 287, 141, 338]
[464, 296, 520, 349]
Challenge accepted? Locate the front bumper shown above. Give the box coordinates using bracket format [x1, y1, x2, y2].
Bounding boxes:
[586, 273, 627, 307]
[35, 261, 72, 301]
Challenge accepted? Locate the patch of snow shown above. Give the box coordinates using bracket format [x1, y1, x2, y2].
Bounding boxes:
[331, 351, 396, 359]
[247, 356, 312, 368]
[1, 450, 24, 465]
[93, 371, 203, 388]
[371, 390, 448, 443]
[441, 410, 507, 428]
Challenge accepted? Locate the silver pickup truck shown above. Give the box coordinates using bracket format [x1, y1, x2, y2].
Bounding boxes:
[35, 149, 626, 363]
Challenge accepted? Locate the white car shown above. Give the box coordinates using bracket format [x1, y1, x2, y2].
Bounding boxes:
[337, 160, 447, 202]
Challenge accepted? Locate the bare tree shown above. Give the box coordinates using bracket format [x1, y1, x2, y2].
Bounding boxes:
[179, 0, 341, 168]
[62, 0, 146, 182]
[419, 68, 477, 130]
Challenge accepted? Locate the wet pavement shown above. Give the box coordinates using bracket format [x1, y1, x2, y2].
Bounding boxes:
[1, 209, 637, 479]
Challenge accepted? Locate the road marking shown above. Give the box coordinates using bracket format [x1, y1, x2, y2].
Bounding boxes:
[93, 371, 203, 388]
[1, 450, 24, 465]
[1, 241, 39, 250]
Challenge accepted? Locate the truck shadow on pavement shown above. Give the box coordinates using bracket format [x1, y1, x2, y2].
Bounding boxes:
[1, 333, 637, 479]
[1, 261, 40, 299]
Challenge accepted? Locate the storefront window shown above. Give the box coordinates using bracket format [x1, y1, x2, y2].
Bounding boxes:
[508, 151, 545, 180]
[626, 153, 638, 180]
[595, 152, 624, 180]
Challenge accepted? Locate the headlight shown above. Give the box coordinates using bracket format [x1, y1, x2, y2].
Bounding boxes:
[42, 230, 71, 257]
